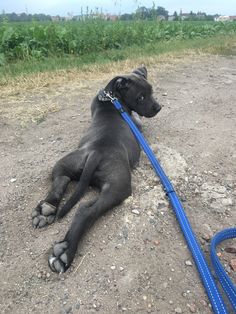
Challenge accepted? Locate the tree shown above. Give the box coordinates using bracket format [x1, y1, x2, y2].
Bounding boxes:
[173, 11, 179, 21]
[156, 6, 168, 20]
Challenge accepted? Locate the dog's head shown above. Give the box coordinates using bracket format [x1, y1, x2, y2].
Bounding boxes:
[104, 67, 161, 118]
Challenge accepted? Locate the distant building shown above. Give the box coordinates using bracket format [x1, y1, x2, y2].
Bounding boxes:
[196, 12, 206, 18]
[215, 15, 236, 21]
[51, 15, 61, 22]
[180, 13, 191, 20]
[106, 14, 119, 21]
[168, 15, 175, 21]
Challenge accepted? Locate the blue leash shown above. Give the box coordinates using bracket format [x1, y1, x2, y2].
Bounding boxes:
[106, 93, 236, 314]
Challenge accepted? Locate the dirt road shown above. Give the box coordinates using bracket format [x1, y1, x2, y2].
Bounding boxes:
[0, 55, 235, 314]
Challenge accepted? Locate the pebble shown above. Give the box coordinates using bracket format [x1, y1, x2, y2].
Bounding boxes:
[222, 198, 233, 206]
[10, 178, 17, 183]
[201, 232, 211, 242]
[187, 303, 197, 313]
[225, 246, 236, 254]
[153, 240, 160, 246]
[111, 265, 116, 270]
[185, 260, 193, 266]
[175, 307, 182, 313]
[75, 301, 80, 309]
[230, 259, 236, 271]
[64, 306, 72, 313]
[131, 209, 140, 215]
[200, 300, 208, 307]
[163, 282, 168, 288]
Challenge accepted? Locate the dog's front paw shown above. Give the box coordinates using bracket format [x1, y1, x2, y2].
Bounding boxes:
[32, 201, 56, 228]
[48, 241, 72, 273]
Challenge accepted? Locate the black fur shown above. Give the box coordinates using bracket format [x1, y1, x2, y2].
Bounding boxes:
[32, 67, 161, 273]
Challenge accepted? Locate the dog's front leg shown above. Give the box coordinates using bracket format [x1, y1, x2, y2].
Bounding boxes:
[131, 112, 142, 131]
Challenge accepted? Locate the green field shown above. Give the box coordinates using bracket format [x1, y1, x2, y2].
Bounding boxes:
[1, 19, 236, 80]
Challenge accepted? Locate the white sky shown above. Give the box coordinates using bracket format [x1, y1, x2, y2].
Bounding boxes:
[1, 0, 235, 16]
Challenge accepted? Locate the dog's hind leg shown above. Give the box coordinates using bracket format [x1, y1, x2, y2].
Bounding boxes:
[57, 151, 101, 219]
[32, 175, 71, 228]
[48, 178, 131, 273]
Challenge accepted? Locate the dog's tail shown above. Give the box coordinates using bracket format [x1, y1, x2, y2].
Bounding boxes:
[58, 151, 100, 219]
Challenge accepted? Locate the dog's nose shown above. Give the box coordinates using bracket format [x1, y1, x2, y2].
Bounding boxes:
[152, 104, 162, 113]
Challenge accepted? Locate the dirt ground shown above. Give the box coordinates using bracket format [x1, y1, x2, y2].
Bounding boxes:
[0, 54, 235, 314]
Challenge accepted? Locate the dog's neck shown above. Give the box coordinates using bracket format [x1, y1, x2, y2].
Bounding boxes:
[97, 89, 132, 115]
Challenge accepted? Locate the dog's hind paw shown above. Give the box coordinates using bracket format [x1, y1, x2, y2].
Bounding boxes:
[32, 201, 56, 228]
[48, 241, 70, 273]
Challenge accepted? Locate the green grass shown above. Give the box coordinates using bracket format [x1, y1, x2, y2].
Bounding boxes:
[0, 20, 236, 83]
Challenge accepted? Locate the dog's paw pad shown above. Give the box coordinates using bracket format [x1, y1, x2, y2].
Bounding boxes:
[32, 201, 56, 228]
[49, 241, 69, 273]
[41, 203, 56, 216]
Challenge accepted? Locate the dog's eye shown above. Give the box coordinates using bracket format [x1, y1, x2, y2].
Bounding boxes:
[138, 95, 145, 101]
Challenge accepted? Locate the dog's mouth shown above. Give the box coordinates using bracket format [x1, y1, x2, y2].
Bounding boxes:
[142, 103, 162, 118]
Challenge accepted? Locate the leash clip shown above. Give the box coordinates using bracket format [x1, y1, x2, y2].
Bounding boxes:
[103, 90, 117, 101]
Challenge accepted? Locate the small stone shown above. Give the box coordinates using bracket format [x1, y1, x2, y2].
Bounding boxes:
[230, 259, 236, 271]
[185, 260, 192, 266]
[222, 198, 233, 206]
[75, 301, 80, 309]
[122, 307, 127, 312]
[217, 252, 222, 257]
[131, 209, 140, 215]
[153, 240, 160, 246]
[65, 306, 72, 313]
[162, 92, 167, 96]
[143, 295, 147, 301]
[111, 265, 116, 270]
[175, 307, 182, 313]
[187, 303, 197, 313]
[46, 272, 50, 278]
[200, 299, 208, 307]
[10, 178, 17, 183]
[201, 233, 211, 242]
[225, 246, 236, 254]
[119, 267, 124, 271]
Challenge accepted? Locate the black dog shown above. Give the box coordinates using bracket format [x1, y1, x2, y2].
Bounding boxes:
[32, 67, 161, 273]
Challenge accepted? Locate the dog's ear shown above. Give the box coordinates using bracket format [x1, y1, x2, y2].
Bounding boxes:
[104, 76, 131, 93]
[114, 77, 131, 91]
[133, 67, 147, 79]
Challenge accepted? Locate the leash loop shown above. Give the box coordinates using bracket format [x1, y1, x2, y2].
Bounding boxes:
[107, 95, 236, 314]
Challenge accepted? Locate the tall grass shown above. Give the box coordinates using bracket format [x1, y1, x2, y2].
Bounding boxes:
[1, 19, 236, 65]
